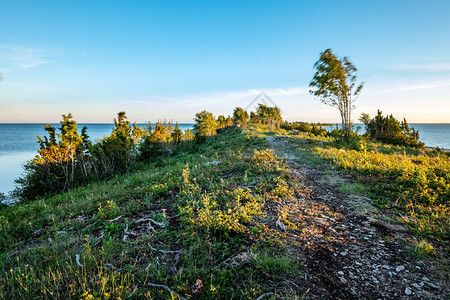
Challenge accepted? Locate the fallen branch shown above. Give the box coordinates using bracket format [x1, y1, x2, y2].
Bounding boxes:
[148, 282, 187, 300]
[171, 251, 182, 274]
[75, 254, 82, 267]
[124, 224, 139, 236]
[135, 218, 165, 227]
[104, 263, 118, 270]
[107, 215, 123, 223]
[256, 292, 274, 300]
[148, 243, 184, 254]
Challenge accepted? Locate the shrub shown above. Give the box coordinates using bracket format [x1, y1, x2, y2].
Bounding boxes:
[233, 107, 249, 128]
[14, 114, 92, 200]
[281, 121, 312, 133]
[194, 110, 217, 141]
[15, 112, 143, 201]
[138, 122, 170, 161]
[361, 110, 424, 148]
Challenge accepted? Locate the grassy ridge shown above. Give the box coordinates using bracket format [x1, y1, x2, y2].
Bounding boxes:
[281, 129, 449, 245]
[0, 128, 303, 299]
[1, 125, 448, 298]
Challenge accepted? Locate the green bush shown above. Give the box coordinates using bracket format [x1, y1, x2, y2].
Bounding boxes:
[194, 110, 217, 141]
[361, 110, 424, 148]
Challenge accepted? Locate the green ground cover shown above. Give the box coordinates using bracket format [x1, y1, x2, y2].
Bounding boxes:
[0, 128, 303, 299]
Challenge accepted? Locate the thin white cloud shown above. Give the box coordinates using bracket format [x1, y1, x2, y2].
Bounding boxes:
[391, 63, 450, 72]
[117, 87, 309, 108]
[20, 60, 50, 69]
[385, 80, 450, 92]
[0, 44, 50, 69]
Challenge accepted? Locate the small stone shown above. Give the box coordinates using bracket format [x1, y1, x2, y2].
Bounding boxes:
[341, 251, 347, 256]
[338, 271, 344, 275]
[426, 282, 439, 289]
[355, 261, 362, 266]
[422, 276, 430, 281]
[405, 287, 412, 295]
[396, 266, 405, 272]
[419, 282, 424, 287]
[382, 265, 390, 270]
[412, 283, 421, 289]
[415, 266, 421, 270]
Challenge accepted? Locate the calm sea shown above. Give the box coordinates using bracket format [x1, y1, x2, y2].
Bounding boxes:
[323, 123, 450, 150]
[0, 123, 193, 195]
[0, 123, 449, 195]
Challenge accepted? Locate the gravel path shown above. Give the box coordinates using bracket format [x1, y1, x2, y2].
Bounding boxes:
[266, 136, 448, 299]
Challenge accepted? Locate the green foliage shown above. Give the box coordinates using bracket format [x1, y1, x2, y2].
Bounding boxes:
[309, 48, 364, 141]
[318, 145, 449, 239]
[216, 115, 227, 129]
[255, 104, 282, 131]
[138, 122, 170, 161]
[362, 110, 424, 148]
[406, 239, 436, 258]
[250, 111, 261, 124]
[14, 114, 91, 200]
[256, 104, 282, 123]
[233, 107, 249, 128]
[171, 122, 183, 143]
[1, 127, 304, 299]
[311, 124, 327, 136]
[193, 110, 217, 143]
[281, 121, 312, 133]
[90, 112, 142, 176]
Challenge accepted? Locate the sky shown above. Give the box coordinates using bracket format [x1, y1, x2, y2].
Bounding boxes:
[0, 0, 449, 123]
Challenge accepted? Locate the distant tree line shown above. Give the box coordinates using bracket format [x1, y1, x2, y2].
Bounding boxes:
[14, 112, 196, 201]
[15, 103, 285, 201]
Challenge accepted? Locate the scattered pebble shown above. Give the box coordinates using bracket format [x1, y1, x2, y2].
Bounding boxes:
[338, 271, 344, 275]
[426, 282, 439, 289]
[396, 266, 405, 272]
[405, 287, 412, 295]
[412, 283, 421, 289]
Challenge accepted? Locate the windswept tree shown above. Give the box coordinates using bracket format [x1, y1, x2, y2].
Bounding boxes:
[232, 107, 249, 128]
[194, 110, 217, 139]
[216, 115, 227, 129]
[309, 49, 364, 141]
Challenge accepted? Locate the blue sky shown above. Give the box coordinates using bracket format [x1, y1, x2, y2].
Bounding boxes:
[1, 0, 449, 123]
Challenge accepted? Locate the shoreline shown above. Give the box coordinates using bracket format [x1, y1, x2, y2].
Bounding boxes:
[426, 146, 450, 152]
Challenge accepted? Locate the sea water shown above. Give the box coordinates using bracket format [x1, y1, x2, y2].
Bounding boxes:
[0, 123, 194, 195]
[1, 123, 449, 195]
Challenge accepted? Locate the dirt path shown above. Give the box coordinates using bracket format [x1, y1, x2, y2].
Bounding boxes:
[266, 136, 448, 299]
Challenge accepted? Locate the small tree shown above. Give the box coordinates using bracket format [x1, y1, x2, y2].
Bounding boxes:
[232, 107, 249, 128]
[309, 49, 364, 141]
[225, 116, 233, 127]
[216, 115, 227, 129]
[171, 122, 183, 143]
[183, 128, 194, 141]
[15, 114, 90, 200]
[194, 110, 217, 140]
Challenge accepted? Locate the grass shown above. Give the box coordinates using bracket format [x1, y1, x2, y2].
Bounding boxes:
[1, 124, 449, 298]
[0, 127, 305, 299]
[337, 182, 367, 195]
[263, 125, 449, 246]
